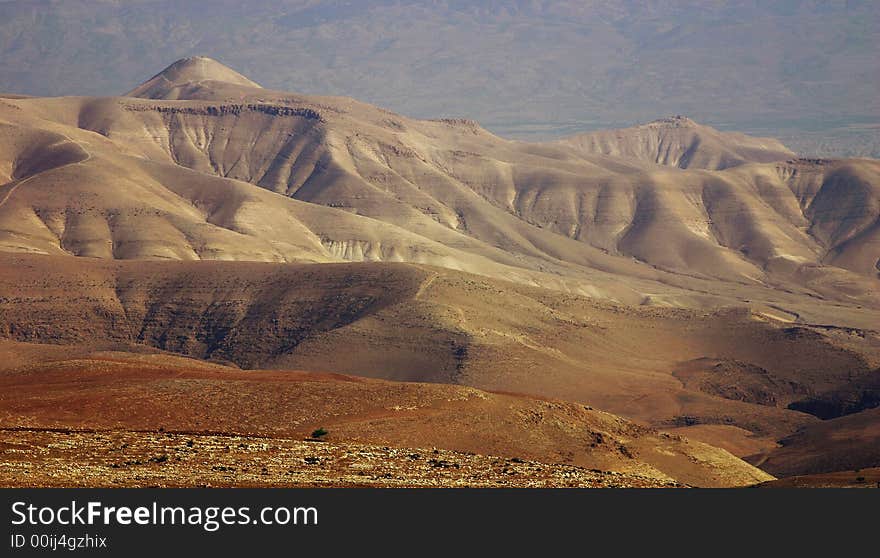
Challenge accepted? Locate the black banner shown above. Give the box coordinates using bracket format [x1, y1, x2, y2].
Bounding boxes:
[0, 488, 874, 555]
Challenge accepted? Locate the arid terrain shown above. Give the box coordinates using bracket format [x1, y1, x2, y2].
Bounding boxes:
[0, 57, 877, 487]
[0, 351, 771, 488]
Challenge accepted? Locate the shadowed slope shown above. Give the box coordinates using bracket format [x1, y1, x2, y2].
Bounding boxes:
[2, 253, 879, 463]
[747, 407, 880, 477]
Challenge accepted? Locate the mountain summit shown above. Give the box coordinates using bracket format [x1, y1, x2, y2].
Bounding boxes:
[555, 116, 794, 170]
[125, 56, 261, 99]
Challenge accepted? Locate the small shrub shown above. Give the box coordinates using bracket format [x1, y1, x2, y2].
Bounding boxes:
[311, 428, 328, 439]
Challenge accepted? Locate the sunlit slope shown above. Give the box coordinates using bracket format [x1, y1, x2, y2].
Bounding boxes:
[125, 56, 262, 100]
[555, 115, 795, 170]
[0, 58, 877, 308]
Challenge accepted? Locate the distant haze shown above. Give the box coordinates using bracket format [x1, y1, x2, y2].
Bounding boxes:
[0, 0, 877, 155]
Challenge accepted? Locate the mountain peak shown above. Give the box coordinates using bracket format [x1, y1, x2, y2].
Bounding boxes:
[556, 115, 794, 170]
[126, 56, 261, 99]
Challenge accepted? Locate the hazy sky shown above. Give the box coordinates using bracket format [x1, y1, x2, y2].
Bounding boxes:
[0, 1, 877, 145]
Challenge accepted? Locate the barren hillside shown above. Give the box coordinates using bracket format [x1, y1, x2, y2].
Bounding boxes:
[555, 115, 795, 170]
[0, 58, 877, 312]
[1, 254, 878, 473]
[0, 352, 775, 487]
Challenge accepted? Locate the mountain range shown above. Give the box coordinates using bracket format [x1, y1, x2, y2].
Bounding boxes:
[0, 1, 877, 156]
[0, 56, 877, 487]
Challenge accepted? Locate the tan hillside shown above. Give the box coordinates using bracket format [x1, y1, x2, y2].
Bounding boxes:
[555, 115, 796, 170]
[0, 62, 877, 309]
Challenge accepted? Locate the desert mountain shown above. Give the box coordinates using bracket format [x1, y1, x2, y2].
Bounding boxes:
[0, 58, 877, 313]
[1, 1, 877, 158]
[126, 56, 263, 100]
[555, 115, 796, 170]
[0, 58, 878, 484]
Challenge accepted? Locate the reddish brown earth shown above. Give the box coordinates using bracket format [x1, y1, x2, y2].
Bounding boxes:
[757, 467, 880, 489]
[0, 353, 771, 487]
[1, 252, 878, 485]
[747, 407, 880, 477]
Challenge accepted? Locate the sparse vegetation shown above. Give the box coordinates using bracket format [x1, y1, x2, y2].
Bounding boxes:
[311, 428, 328, 439]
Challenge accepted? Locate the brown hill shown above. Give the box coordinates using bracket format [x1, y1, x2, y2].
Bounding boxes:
[757, 468, 880, 489]
[2, 253, 879, 471]
[0, 352, 772, 487]
[554, 115, 796, 170]
[747, 407, 880, 477]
